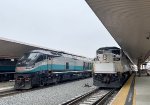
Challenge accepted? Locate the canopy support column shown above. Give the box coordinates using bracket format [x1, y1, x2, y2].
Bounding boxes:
[138, 58, 142, 77]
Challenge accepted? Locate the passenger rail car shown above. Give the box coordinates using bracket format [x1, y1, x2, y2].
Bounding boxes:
[93, 47, 133, 88]
[15, 50, 92, 89]
[0, 59, 17, 81]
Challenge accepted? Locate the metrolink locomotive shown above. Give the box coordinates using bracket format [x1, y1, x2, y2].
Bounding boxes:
[93, 47, 133, 88]
[15, 50, 92, 89]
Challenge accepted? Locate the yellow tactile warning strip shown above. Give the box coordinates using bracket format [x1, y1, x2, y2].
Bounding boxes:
[111, 74, 135, 105]
[133, 78, 136, 105]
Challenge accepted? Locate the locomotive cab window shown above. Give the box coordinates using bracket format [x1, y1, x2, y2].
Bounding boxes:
[36, 55, 43, 63]
[96, 50, 103, 54]
[42, 55, 47, 60]
[112, 50, 120, 55]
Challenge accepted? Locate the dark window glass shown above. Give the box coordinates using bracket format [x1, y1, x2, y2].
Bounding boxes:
[36, 55, 43, 63]
[20, 53, 39, 61]
[0, 59, 17, 66]
[83, 62, 86, 70]
[112, 50, 120, 55]
[42, 55, 47, 60]
[97, 50, 103, 54]
[66, 62, 69, 69]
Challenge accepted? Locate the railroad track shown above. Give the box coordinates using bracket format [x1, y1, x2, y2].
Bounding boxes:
[0, 89, 20, 98]
[0, 86, 51, 98]
[0, 85, 52, 98]
[0, 78, 93, 98]
[61, 88, 115, 105]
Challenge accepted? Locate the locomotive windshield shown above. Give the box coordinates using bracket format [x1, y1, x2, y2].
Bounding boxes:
[21, 52, 39, 61]
[97, 47, 120, 55]
[97, 49, 120, 55]
[112, 49, 120, 55]
[17, 52, 40, 67]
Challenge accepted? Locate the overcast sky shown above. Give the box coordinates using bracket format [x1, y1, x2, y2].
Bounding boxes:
[0, 0, 119, 58]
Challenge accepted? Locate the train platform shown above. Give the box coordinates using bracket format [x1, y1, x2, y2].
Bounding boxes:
[111, 73, 150, 105]
[135, 76, 150, 105]
[0, 81, 14, 92]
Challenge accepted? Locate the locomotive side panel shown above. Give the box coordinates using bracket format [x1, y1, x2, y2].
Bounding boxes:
[51, 57, 66, 71]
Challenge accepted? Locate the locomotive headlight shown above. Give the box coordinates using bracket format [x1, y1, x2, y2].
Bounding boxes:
[103, 54, 107, 60]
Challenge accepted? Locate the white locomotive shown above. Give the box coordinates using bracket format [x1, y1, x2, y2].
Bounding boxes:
[93, 47, 133, 88]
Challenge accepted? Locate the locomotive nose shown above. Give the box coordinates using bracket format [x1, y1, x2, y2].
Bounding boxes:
[15, 74, 32, 89]
[15, 77, 25, 88]
[103, 76, 110, 84]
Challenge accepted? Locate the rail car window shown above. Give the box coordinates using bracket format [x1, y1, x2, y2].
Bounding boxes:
[83, 62, 85, 70]
[90, 63, 93, 69]
[88, 63, 90, 69]
[66, 62, 69, 69]
[0, 59, 17, 66]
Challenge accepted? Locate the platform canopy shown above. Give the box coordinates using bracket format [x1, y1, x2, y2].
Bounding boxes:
[0, 37, 60, 59]
[86, 0, 150, 64]
[0, 37, 87, 59]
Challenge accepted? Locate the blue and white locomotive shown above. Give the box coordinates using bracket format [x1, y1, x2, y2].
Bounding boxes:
[15, 50, 92, 89]
[93, 47, 133, 88]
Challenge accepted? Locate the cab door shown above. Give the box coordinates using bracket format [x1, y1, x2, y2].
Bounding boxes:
[47, 56, 52, 71]
[43, 54, 48, 71]
[35, 54, 48, 72]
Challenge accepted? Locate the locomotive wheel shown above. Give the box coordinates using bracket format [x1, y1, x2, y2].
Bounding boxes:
[54, 75, 61, 84]
[39, 78, 46, 86]
[40, 80, 44, 86]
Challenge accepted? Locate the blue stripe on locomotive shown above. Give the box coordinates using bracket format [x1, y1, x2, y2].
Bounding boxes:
[51, 64, 65, 70]
[0, 66, 16, 72]
[51, 64, 83, 71]
[18, 64, 86, 73]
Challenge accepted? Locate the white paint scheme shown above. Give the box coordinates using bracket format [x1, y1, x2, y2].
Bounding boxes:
[94, 47, 131, 74]
[94, 62, 116, 73]
[97, 53, 113, 63]
[52, 57, 65, 65]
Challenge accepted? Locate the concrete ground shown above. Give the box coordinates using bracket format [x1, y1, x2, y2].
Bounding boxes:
[136, 76, 150, 105]
[0, 81, 14, 92]
[0, 81, 14, 88]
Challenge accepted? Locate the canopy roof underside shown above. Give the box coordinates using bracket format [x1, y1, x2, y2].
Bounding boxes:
[0, 37, 87, 59]
[0, 37, 51, 59]
[86, 0, 150, 64]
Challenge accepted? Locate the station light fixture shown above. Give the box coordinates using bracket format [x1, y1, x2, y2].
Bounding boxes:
[146, 32, 150, 40]
[11, 59, 14, 61]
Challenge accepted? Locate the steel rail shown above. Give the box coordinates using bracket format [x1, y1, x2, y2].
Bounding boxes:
[61, 89, 115, 105]
[61, 88, 100, 105]
[94, 89, 115, 105]
[0, 89, 19, 98]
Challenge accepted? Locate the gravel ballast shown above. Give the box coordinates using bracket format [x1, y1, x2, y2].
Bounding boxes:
[0, 78, 96, 105]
